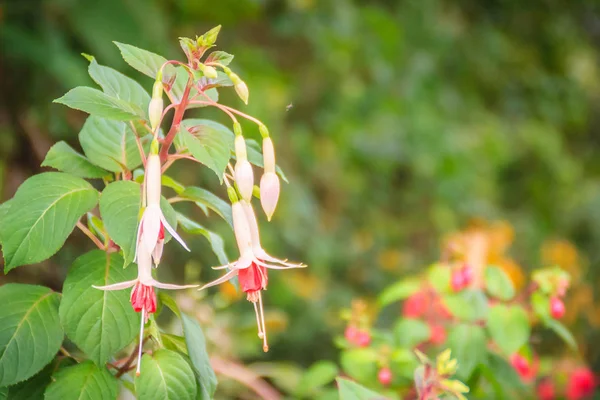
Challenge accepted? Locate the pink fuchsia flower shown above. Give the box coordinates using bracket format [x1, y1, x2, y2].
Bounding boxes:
[259, 136, 280, 221]
[135, 150, 189, 264]
[198, 199, 305, 351]
[93, 238, 196, 375]
[567, 368, 597, 400]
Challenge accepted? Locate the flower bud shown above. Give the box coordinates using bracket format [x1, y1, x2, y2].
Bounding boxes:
[233, 121, 242, 137]
[259, 124, 269, 138]
[235, 161, 254, 202]
[201, 64, 218, 79]
[262, 137, 276, 173]
[378, 367, 392, 386]
[550, 296, 565, 319]
[146, 154, 162, 206]
[260, 172, 280, 221]
[148, 98, 163, 132]
[235, 80, 249, 105]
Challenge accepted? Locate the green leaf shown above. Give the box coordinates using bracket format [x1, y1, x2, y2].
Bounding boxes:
[114, 42, 172, 79]
[531, 292, 551, 321]
[0, 284, 63, 386]
[378, 279, 421, 307]
[544, 318, 577, 350]
[0, 172, 99, 271]
[205, 51, 234, 66]
[99, 181, 141, 267]
[178, 187, 232, 227]
[245, 139, 289, 183]
[87, 56, 150, 115]
[337, 377, 383, 400]
[479, 352, 527, 399]
[6, 362, 54, 400]
[442, 290, 488, 322]
[394, 318, 431, 348]
[484, 266, 515, 301]
[54, 87, 143, 120]
[0, 387, 6, 400]
[79, 116, 143, 172]
[162, 334, 189, 354]
[176, 213, 229, 265]
[427, 263, 451, 293]
[59, 250, 139, 365]
[41, 141, 109, 179]
[340, 348, 378, 383]
[296, 361, 338, 397]
[162, 175, 186, 194]
[0, 199, 15, 244]
[177, 119, 234, 181]
[135, 349, 197, 400]
[487, 304, 530, 355]
[45, 361, 119, 400]
[181, 313, 217, 400]
[447, 324, 486, 380]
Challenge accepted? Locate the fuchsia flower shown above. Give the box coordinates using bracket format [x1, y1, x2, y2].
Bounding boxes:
[198, 199, 305, 351]
[135, 149, 189, 264]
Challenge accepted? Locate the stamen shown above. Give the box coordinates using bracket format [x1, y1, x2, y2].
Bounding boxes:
[258, 292, 268, 352]
[252, 300, 264, 339]
[136, 308, 146, 376]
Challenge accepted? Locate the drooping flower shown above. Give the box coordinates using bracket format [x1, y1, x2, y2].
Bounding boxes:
[198, 199, 305, 351]
[94, 237, 196, 375]
[259, 136, 280, 221]
[136, 144, 189, 264]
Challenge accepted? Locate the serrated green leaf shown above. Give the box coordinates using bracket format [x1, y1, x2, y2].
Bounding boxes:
[87, 56, 150, 116]
[42, 141, 109, 179]
[487, 304, 530, 355]
[45, 361, 119, 400]
[0, 284, 63, 386]
[79, 116, 143, 172]
[135, 349, 197, 400]
[99, 181, 141, 267]
[178, 187, 232, 227]
[336, 377, 383, 400]
[54, 87, 143, 120]
[245, 139, 289, 183]
[378, 279, 421, 307]
[394, 318, 431, 348]
[0, 198, 14, 244]
[177, 119, 233, 181]
[205, 51, 234, 66]
[485, 266, 515, 301]
[181, 313, 217, 400]
[0, 172, 99, 271]
[59, 250, 139, 365]
[6, 362, 54, 400]
[545, 318, 577, 350]
[114, 42, 172, 79]
[176, 213, 228, 265]
[447, 324, 486, 380]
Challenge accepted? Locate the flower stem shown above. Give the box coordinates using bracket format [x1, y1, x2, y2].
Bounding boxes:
[76, 221, 105, 250]
[159, 78, 193, 163]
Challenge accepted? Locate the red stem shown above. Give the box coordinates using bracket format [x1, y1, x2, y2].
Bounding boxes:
[159, 80, 192, 163]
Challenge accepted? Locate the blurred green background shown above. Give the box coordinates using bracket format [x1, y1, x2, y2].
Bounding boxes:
[2, 0, 600, 392]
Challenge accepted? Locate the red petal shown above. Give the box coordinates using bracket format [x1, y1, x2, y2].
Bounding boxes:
[238, 262, 268, 293]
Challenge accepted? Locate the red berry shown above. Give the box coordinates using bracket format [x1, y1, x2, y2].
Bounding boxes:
[510, 354, 530, 378]
[566, 368, 596, 400]
[344, 326, 359, 343]
[451, 270, 465, 292]
[461, 265, 473, 286]
[429, 324, 446, 345]
[355, 331, 371, 347]
[550, 297, 565, 319]
[378, 367, 392, 386]
[403, 292, 427, 318]
[537, 379, 555, 400]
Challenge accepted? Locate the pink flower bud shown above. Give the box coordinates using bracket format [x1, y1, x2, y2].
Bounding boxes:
[550, 297, 565, 319]
[145, 154, 162, 206]
[260, 172, 280, 221]
[234, 136, 254, 202]
[148, 98, 163, 132]
[262, 137, 276, 173]
[232, 201, 253, 254]
[378, 367, 392, 386]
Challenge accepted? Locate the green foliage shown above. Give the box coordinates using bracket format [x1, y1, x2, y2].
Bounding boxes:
[45, 361, 119, 400]
[484, 266, 515, 301]
[447, 324, 486, 380]
[59, 250, 139, 365]
[42, 141, 109, 179]
[1, 172, 98, 271]
[337, 377, 384, 400]
[135, 349, 198, 400]
[181, 313, 218, 400]
[54, 87, 143, 120]
[487, 305, 530, 355]
[0, 284, 63, 386]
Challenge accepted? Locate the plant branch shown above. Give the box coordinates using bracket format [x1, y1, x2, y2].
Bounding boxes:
[159, 79, 193, 163]
[116, 337, 149, 378]
[76, 221, 105, 250]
